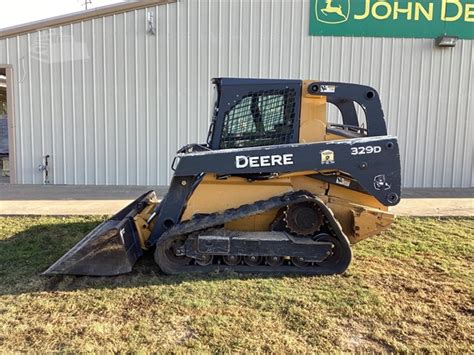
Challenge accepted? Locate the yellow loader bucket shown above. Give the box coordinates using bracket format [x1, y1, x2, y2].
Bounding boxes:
[43, 191, 157, 276]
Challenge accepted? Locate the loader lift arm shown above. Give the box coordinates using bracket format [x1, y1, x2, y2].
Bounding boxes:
[148, 135, 400, 247]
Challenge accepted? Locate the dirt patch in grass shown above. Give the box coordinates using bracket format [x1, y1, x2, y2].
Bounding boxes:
[0, 216, 472, 352]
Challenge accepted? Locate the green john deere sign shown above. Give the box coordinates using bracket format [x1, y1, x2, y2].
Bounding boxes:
[309, 0, 474, 39]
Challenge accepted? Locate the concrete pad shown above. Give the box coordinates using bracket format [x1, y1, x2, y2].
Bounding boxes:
[0, 184, 168, 200]
[0, 199, 134, 216]
[393, 198, 473, 217]
[0, 184, 166, 216]
[1, 184, 473, 217]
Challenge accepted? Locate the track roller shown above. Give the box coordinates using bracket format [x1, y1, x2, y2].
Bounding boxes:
[266, 256, 284, 267]
[195, 254, 213, 266]
[244, 256, 263, 266]
[291, 256, 310, 267]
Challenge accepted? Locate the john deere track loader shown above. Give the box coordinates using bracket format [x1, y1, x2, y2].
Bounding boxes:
[44, 78, 401, 276]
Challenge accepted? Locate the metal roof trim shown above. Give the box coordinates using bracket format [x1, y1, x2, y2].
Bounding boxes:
[0, 0, 177, 40]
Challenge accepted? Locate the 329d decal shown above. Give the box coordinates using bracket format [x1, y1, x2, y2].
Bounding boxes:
[351, 145, 382, 155]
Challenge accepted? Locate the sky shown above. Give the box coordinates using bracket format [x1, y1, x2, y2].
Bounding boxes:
[0, 0, 124, 29]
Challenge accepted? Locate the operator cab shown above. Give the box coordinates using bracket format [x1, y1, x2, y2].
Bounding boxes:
[206, 78, 387, 150]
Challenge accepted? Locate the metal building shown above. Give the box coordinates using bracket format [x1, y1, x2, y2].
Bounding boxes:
[0, 0, 472, 188]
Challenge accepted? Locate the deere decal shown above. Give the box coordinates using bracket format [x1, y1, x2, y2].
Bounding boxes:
[309, 0, 474, 39]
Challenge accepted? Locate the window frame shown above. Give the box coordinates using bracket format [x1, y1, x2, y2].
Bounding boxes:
[208, 78, 302, 150]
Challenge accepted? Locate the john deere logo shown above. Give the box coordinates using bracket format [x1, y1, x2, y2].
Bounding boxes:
[310, 0, 474, 39]
[315, 0, 350, 24]
[320, 150, 335, 165]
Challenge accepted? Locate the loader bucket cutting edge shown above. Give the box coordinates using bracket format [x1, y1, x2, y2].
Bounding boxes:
[42, 191, 157, 277]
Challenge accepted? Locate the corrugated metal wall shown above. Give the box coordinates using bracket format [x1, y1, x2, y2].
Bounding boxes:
[0, 0, 472, 187]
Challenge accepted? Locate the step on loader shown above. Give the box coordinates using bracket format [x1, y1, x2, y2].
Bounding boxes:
[44, 78, 401, 276]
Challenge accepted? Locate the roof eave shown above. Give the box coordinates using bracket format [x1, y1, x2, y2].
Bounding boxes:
[0, 0, 176, 40]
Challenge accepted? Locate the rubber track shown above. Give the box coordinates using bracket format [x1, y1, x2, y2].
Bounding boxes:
[163, 190, 315, 238]
[156, 190, 352, 275]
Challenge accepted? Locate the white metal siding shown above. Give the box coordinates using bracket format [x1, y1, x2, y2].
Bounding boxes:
[0, 0, 472, 187]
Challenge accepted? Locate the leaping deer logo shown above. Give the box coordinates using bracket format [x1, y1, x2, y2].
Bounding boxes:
[321, 0, 348, 20]
[315, 0, 350, 24]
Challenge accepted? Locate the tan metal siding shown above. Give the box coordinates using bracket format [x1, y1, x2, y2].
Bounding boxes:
[0, 0, 472, 187]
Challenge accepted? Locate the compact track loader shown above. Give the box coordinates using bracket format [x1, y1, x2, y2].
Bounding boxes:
[44, 78, 401, 276]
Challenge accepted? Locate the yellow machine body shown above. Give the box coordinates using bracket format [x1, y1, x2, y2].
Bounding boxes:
[135, 80, 393, 247]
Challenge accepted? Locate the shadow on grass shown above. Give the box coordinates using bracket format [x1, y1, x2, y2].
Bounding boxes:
[0, 220, 299, 297]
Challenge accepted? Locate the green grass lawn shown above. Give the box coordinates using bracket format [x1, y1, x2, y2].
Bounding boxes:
[0, 216, 472, 352]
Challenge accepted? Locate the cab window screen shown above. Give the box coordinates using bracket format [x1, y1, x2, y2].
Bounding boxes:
[220, 89, 297, 149]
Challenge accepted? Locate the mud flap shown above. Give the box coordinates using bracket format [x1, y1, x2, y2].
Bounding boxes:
[43, 191, 156, 276]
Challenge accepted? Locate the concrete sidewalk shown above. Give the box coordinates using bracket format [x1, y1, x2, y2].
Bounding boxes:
[0, 184, 473, 217]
